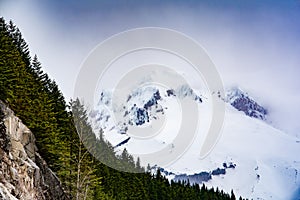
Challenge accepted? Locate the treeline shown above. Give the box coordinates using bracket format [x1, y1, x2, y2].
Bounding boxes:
[0, 17, 243, 200]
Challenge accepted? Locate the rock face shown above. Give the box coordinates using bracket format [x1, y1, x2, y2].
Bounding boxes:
[0, 101, 69, 200]
[226, 87, 267, 120]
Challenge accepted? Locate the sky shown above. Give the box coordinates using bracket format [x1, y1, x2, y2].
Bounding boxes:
[0, 0, 300, 136]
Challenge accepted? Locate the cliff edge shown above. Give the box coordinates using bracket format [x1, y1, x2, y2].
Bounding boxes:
[0, 101, 69, 200]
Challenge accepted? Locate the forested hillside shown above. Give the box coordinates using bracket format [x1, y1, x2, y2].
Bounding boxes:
[0, 17, 243, 200]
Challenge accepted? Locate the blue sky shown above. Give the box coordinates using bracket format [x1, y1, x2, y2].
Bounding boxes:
[1, 0, 300, 135]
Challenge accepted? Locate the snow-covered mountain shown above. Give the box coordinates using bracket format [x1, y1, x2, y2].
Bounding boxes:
[90, 86, 300, 200]
[91, 85, 203, 145]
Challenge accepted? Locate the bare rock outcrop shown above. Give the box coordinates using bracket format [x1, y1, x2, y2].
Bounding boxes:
[0, 101, 69, 200]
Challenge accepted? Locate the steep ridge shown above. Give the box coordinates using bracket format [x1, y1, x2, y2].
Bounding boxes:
[226, 87, 267, 120]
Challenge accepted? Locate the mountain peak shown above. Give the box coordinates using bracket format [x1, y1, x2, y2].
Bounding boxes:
[226, 87, 267, 120]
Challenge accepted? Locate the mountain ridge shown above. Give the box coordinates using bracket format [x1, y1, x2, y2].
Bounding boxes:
[92, 85, 300, 199]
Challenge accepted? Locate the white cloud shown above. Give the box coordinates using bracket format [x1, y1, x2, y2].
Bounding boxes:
[1, 0, 299, 136]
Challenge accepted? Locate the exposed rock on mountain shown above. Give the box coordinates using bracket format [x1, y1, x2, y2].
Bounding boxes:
[226, 87, 267, 120]
[152, 162, 236, 185]
[92, 85, 203, 137]
[0, 101, 68, 200]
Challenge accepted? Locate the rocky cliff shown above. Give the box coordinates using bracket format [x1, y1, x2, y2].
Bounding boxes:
[0, 101, 69, 200]
[226, 87, 267, 120]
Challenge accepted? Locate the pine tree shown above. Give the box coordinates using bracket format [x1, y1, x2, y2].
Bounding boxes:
[69, 99, 102, 199]
[231, 189, 236, 200]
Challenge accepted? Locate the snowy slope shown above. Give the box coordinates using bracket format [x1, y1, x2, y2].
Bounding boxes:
[165, 104, 300, 199]
[90, 86, 300, 200]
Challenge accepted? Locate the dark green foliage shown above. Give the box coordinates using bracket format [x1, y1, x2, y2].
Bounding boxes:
[231, 190, 236, 200]
[0, 17, 244, 200]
